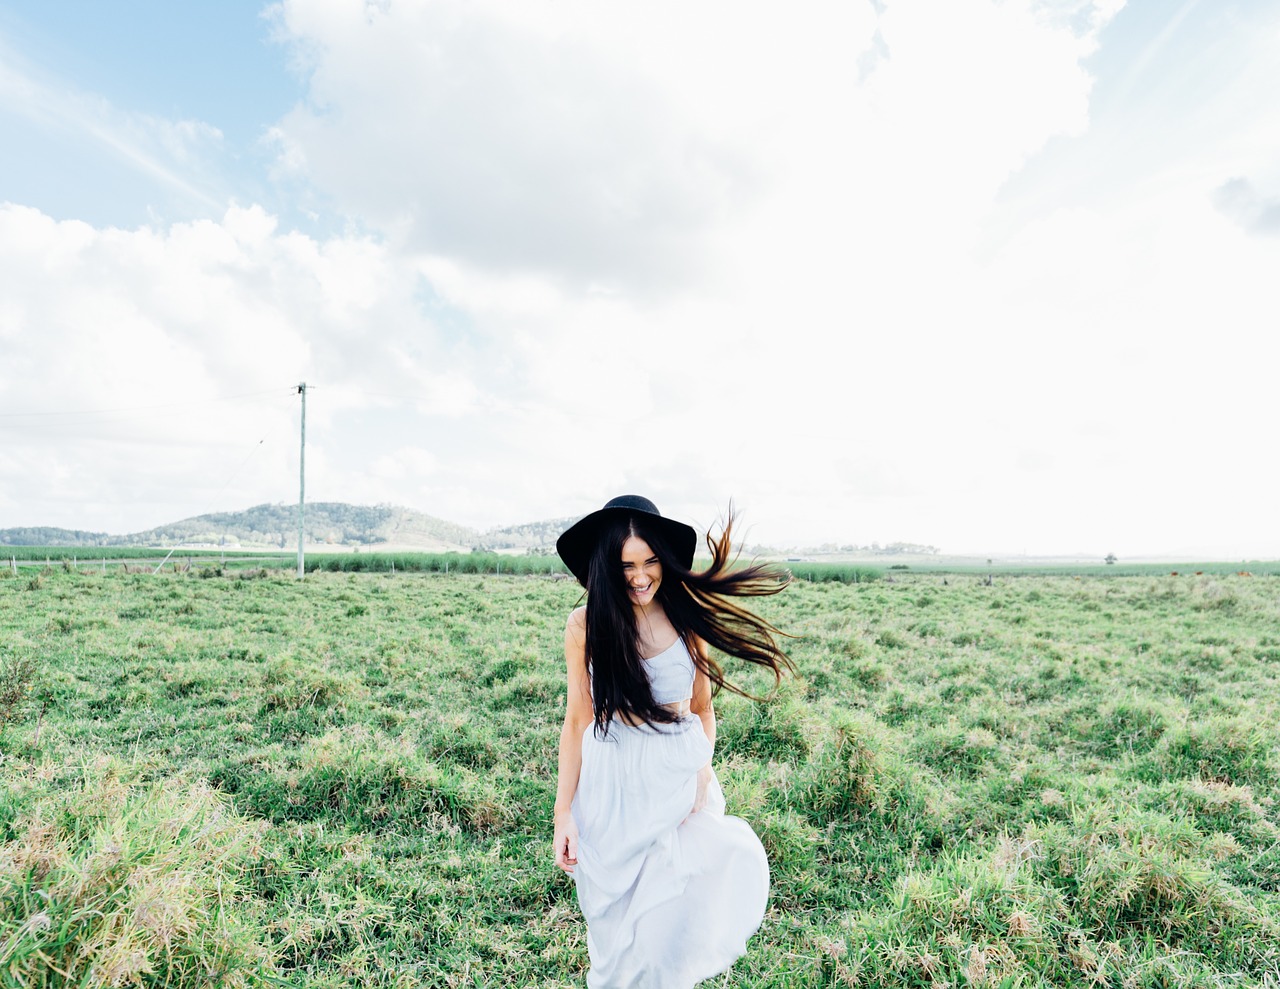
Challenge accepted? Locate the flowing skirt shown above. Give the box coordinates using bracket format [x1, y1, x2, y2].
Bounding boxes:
[571, 716, 769, 989]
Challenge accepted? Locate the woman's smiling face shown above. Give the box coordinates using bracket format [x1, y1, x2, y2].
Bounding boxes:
[620, 535, 662, 608]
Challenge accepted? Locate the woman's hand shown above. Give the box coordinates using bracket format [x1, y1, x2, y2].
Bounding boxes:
[688, 764, 713, 818]
[553, 810, 579, 874]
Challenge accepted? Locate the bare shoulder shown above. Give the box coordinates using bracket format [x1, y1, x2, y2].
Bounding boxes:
[565, 606, 588, 648]
[564, 607, 588, 675]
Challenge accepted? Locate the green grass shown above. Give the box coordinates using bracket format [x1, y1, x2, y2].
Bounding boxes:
[2, 568, 1279, 986]
[883, 559, 1280, 577]
[776, 562, 884, 583]
[1, 548, 572, 577]
[303, 551, 568, 576]
[0, 546, 279, 561]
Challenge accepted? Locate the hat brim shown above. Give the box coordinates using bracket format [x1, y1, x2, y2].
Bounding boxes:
[556, 507, 697, 585]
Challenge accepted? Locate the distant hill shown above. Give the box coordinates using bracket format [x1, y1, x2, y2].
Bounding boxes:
[0, 526, 113, 547]
[125, 503, 480, 551]
[476, 517, 581, 553]
[0, 505, 939, 557]
[0, 503, 578, 553]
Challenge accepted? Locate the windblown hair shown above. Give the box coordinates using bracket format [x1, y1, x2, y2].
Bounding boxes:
[583, 510, 792, 734]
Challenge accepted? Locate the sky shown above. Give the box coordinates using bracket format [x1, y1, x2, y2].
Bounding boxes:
[1, 0, 1277, 558]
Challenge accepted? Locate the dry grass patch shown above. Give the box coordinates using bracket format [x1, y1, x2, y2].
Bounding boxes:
[0, 761, 276, 987]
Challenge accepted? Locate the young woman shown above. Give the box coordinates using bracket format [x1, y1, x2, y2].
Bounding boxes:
[552, 495, 792, 988]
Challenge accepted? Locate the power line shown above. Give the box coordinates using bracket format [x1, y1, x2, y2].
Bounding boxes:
[0, 391, 298, 433]
[213, 438, 267, 501]
[0, 387, 292, 419]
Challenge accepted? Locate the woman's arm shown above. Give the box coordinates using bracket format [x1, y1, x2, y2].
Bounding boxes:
[688, 635, 716, 815]
[553, 606, 594, 873]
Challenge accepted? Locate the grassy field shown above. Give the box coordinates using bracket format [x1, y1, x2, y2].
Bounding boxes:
[880, 560, 1280, 578]
[0, 549, 574, 576]
[2, 566, 1279, 987]
[10, 546, 1276, 582]
[304, 552, 568, 576]
[2, 547, 275, 562]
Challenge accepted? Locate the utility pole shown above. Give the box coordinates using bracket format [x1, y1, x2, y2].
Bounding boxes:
[297, 382, 307, 579]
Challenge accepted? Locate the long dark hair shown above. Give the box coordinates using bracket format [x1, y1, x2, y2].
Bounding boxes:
[584, 509, 792, 734]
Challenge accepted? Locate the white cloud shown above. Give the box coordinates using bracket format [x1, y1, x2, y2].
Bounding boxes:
[0, 203, 479, 531]
[267, 0, 770, 293]
[371, 447, 437, 481]
[4, 0, 1279, 557]
[1214, 177, 1280, 236]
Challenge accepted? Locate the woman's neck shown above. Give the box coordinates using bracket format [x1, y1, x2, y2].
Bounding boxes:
[632, 600, 663, 622]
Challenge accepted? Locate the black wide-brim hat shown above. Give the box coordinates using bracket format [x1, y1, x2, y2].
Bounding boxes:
[556, 495, 697, 586]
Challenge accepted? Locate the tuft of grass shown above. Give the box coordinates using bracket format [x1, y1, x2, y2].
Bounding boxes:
[210, 727, 518, 834]
[0, 648, 40, 731]
[0, 763, 277, 987]
[717, 690, 813, 763]
[874, 628, 908, 650]
[1027, 802, 1280, 970]
[1142, 715, 1279, 787]
[259, 656, 363, 714]
[1086, 700, 1168, 756]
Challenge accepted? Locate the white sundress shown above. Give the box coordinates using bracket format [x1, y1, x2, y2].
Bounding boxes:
[571, 639, 770, 988]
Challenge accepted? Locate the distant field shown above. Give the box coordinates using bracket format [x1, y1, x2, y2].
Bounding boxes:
[5, 548, 875, 582]
[9, 545, 1276, 581]
[881, 559, 1280, 578]
[1, 545, 279, 562]
[305, 551, 568, 575]
[0, 547, 570, 575]
[5, 546, 209, 560]
[2, 568, 1280, 986]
